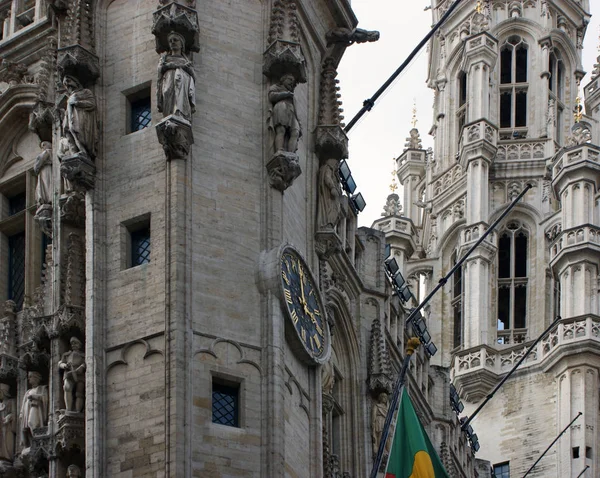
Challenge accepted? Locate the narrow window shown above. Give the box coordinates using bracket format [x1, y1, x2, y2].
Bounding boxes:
[122, 214, 151, 269]
[497, 222, 529, 344]
[126, 85, 152, 134]
[499, 36, 529, 132]
[500, 49, 512, 84]
[586, 447, 592, 459]
[459, 72, 467, 107]
[8, 232, 26, 310]
[212, 380, 240, 427]
[130, 227, 151, 266]
[457, 72, 468, 144]
[452, 252, 463, 348]
[572, 447, 580, 459]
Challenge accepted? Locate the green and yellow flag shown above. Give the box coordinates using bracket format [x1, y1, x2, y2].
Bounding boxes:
[385, 390, 450, 478]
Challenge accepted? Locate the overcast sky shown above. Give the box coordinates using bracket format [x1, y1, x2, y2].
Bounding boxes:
[338, 1, 600, 228]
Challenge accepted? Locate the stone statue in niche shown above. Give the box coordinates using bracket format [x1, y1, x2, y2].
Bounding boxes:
[19, 371, 48, 451]
[59, 337, 86, 413]
[62, 75, 98, 160]
[371, 392, 390, 457]
[269, 73, 301, 153]
[33, 142, 53, 208]
[157, 31, 196, 121]
[66, 464, 82, 478]
[317, 158, 342, 231]
[0, 384, 15, 463]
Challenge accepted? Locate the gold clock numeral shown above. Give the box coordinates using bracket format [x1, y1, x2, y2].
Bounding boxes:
[291, 309, 299, 325]
[310, 336, 315, 350]
[301, 327, 307, 342]
[315, 324, 323, 335]
[284, 288, 293, 304]
[313, 334, 321, 349]
[282, 271, 290, 285]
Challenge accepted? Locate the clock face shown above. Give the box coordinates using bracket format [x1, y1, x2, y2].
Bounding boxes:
[280, 248, 330, 364]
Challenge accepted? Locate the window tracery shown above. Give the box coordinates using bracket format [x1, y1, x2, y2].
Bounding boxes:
[499, 35, 528, 134]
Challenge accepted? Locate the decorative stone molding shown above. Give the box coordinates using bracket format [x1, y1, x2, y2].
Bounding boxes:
[34, 205, 53, 238]
[0, 60, 33, 86]
[266, 151, 301, 192]
[60, 153, 96, 190]
[57, 45, 100, 87]
[55, 412, 85, 455]
[29, 38, 58, 142]
[156, 114, 194, 160]
[60, 191, 86, 228]
[315, 58, 347, 161]
[152, 1, 200, 54]
[264, 0, 306, 83]
[368, 316, 393, 395]
[566, 122, 592, 147]
[381, 193, 402, 217]
[315, 229, 343, 260]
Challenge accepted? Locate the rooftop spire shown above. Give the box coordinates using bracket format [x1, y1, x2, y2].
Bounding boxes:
[389, 158, 398, 193]
[410, 100, 418, 128]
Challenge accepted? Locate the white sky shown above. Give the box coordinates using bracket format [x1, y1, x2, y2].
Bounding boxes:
[338, 1, 600, 227]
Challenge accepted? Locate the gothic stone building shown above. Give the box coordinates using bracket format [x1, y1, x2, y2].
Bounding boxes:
[0, 0, 480, 477]
[382, 0, 599, 477]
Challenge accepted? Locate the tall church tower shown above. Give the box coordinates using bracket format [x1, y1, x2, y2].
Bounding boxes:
[405, 0, 599, 476]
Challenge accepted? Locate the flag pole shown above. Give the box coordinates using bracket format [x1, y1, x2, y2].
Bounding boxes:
[370, 338, 420, 478]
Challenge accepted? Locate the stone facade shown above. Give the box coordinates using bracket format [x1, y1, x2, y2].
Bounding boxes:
[0, 0, 478, 477]
[378, 0, 599, 477]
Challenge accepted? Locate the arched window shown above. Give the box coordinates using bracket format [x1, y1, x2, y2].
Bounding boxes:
[499, 36, 529, 133]
[497, 221, 528, 344]
[451, 251, 463, 348]
[549, 49, 566, 144]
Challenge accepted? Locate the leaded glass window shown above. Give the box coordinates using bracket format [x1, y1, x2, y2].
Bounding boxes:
[8, 232, 26, 310]
[131, 228, 150, 266]
[212, 382, 239, 427]
[499, 36, 528, 132]
[493, 462, 510, 478]
[130, 97, 151, 132]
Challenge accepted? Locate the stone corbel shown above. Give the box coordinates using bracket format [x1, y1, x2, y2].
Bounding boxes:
[60, 191, 86, 228]
[55, 412, 85, 456]
[34, 205, 53, 238]
[28, 102, 54, 143]
[60, 153, 96, 191]
[266, 151, 301, 191]
[315, 229, 343, 260]
[156, 114, 194, 160]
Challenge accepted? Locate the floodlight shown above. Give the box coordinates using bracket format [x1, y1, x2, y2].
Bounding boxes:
[420, 329, 431, 344]
[385, 257, 400, 276]
[413, 318, 427, 336]
[400, 286, 412, 303]
[425, 342, 438, 358]
[392, 272, 405, 290]
[470, 434, 480, 452]
[351, 193, 366, 213]
[339, 160, 357, 194]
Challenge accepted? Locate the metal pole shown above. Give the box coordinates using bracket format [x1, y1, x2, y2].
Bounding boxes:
[460, 314, 561, 431]
[576, 465, 590, 478]
[369, 338, 420, 478]
[344, 0, 465, 133]
[407, 183, 532, 328]
[522, 412, 583, 478]
[368, 185, 531, 477]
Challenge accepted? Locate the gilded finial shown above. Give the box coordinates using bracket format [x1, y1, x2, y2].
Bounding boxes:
[476, 0, 483, 14]
[390, 158, 398, 193]
[411, 101, 418, 128]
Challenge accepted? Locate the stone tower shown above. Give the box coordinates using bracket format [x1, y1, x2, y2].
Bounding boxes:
[395, 0, 598, 476]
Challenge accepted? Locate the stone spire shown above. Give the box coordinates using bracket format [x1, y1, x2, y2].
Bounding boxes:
[367, 316, 393, 395]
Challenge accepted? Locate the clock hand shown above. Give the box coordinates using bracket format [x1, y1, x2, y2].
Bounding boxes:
[298, 264, 309, 311]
